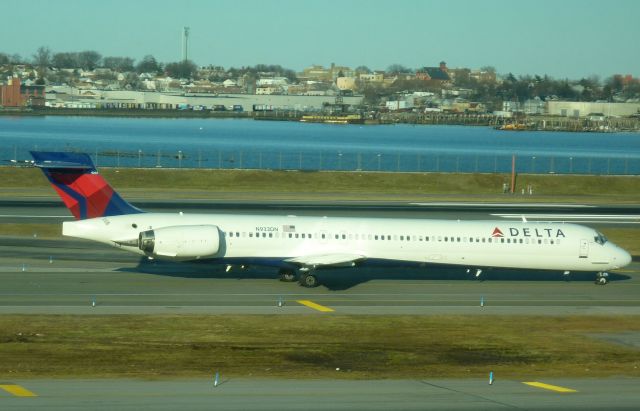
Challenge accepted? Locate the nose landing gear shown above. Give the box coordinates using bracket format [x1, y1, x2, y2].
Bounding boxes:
[595, 272, 609, 285]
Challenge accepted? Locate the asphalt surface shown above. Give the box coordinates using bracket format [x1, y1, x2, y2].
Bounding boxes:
[1, 199, 639, 410]
[2, 378, 639, 410]
[0, 236, 639, 314]
[0, 198, 639, 225]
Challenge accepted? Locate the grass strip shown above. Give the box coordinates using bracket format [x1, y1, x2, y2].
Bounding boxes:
[0, 224, 61, 238]
[0, 315, 639, 379]
[2, 167, 640, 202]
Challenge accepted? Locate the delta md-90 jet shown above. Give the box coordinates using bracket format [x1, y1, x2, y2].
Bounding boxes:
[31, 151, 631, 287]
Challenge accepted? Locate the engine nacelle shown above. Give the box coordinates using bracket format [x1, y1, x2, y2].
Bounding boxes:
[138, 225, 221, 259]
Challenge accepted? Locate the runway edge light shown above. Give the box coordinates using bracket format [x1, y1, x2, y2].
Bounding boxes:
[489, 371, 494, 385]
[214, 371, 220, 387]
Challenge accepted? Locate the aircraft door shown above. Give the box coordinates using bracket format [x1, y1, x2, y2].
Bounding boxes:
[579, 239, 589, 258]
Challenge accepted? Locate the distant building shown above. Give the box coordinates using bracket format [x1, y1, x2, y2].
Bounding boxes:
[0, 76, 45, 107]
[300, 63, 354, 82]
[470, 69, 496, 83]
[416, 61, 451, 82]
[547, 101, 640, 118]
[256, 86, 283, 95]
[358, 72, 384, 83]
[336, 77, 356, 90]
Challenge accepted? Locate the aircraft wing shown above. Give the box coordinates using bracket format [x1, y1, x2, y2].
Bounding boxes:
[284, 253, 367, 269]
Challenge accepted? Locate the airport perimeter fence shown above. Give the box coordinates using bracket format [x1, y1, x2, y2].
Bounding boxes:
[4, 146, 640, 175]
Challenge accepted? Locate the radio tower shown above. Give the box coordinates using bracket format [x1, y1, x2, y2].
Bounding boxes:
[182, 27, 190, 62]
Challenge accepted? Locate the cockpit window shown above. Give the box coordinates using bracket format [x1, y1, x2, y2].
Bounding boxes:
[594, 232, 608, 245]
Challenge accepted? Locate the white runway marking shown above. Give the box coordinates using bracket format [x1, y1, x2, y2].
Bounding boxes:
[491, 214, 640, 224]
[410, 203, 594, 208]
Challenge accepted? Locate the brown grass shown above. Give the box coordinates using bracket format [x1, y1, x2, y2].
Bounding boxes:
[0, 315, 639, 379]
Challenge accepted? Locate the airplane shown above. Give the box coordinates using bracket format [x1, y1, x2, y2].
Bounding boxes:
[31, 151, 631, 287]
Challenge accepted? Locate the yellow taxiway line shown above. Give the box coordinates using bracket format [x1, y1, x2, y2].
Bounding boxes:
[0, 384, 37, 397]
[523, 381, 577, 393]
[297, 300, 335, 312]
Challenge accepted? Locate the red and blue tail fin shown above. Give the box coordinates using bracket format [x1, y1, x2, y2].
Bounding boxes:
[31, 151, 143, 220]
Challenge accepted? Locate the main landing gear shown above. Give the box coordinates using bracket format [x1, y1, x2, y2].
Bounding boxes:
[298, 272, 319, 288]
[595, 272, 609, 285]
[278, 268, 297, 282]
[278, 268, 319, 287]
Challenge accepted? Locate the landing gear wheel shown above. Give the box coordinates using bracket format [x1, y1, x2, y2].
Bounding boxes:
[595, 272, 609, 285]
[279, 269, 297, 282]
[299, 273, 319, 288]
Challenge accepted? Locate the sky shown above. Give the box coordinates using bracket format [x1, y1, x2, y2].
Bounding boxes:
[3, 0, 639, 79]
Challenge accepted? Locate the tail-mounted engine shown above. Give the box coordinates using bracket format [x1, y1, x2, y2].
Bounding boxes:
[138, 225, 220, 258]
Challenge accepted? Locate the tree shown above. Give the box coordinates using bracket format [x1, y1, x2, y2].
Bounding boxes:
[10, 53, 23, 64]
[386, 64, 412, 74]
[52, 52, 79, 68]
[0, 53, 9, 65]
[32, 46, 52, 68]
[164, 60, 198, 79]
[103, 56, 135, 72]
[355, 65, 371, 74]
[77, 50, 101, 70]
[136, 55, 161, 73]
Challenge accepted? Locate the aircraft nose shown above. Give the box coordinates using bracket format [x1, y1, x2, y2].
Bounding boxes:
[616, 247, 632, 268]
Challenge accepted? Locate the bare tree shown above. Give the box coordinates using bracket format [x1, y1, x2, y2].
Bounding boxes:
[77, 50, 102, 70]
[386, 64, 412, 74]
[103, 56, 135, 72]
[32, 46, 52, 67]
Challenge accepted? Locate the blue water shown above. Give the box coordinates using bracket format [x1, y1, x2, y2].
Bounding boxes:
[1, 116, 639, 174]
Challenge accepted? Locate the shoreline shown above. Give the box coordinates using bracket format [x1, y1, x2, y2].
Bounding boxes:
[2, 108, 639, 132]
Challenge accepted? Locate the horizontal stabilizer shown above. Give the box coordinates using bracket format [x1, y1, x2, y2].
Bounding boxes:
[31, 151, 95, 170]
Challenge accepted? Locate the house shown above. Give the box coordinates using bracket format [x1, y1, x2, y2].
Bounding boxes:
[359, 72, 384, 83]
[223, 79, 237, 88]
[256, 86, 283, 95]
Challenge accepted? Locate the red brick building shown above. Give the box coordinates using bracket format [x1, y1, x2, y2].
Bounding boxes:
[0, 77, 45, 107]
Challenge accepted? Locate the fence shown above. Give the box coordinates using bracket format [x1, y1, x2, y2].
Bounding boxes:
[4, 146, 640, 175]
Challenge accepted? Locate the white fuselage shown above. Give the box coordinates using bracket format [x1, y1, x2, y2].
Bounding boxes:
[62, 212, 631, 273]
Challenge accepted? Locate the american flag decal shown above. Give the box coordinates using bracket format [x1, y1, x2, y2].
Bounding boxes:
[282, 225, 296, 232]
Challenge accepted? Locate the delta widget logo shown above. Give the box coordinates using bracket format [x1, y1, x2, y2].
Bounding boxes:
[491, 227, 504, 238]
